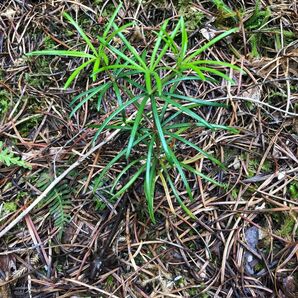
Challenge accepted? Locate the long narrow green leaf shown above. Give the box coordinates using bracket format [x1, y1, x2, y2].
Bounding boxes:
[151, 98, 172, 161]
[96, 83, 112, 111]
[112, 83, 126, 121]
[106, 22, 134, 43]
[164, 122, 192, 129]
[152, 18, 182, 69]
[65, 58, 96, 89]
[197, 66, 234, 83]
[126, 96, 149, 158]
[93, 93, 146, 142]
[191, 59, 241, 71]
[96, 48, 109, 65]
[145, 136, 156, 222]
[92, 64, 142, 76]
[181, 163, 224, 187]
[112, 23, 147, 69]
[111, 159, 141, 192]
[70, 85, 107, 117]
[160, 76, 183, 121]
[93, 133, 150, 191]
[70, 85, 103, 105]
[184, 27, 239, 62]
[110, 164, 146, 200]
[164, 76, 203, 86]
[160, 30, 179, 55]
[160, 162, 195, 219]
[119, 77, 146, 92]
[170, 152, 194, 201]
[182, 63, 206, 80]
[164, 92, 227, 107]
[150, 19, 169, 70]
[103, 125, 132, 130]
[162, 104, 201, 126]
[103, 4, 123, 39]
[152, 71, 162, 95]
[164, 96, 214, 128]
[145, 71, 153, 94]
[26, 50, 95, 59]
[165, 121, 237, 132]
[92, 57, 101, 81]
[63, 12, 98, 55]
[167, 131, 225, 169]
[180, 17, 188, 60]
[160, 102, 169, 122]
[98, 36, 144, 70]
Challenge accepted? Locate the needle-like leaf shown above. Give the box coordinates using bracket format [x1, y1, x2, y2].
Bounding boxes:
[63, 12, 98, 55]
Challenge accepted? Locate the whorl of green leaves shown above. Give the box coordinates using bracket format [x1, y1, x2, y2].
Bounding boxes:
[26, 3, 241, 222]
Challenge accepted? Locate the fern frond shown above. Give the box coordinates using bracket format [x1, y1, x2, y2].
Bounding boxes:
[35, 172, 72, 240]
[0, 141, 31, 169]
[48, 186, 72, 239]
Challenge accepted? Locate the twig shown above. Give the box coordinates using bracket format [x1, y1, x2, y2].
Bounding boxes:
[63, 278, 120, 298]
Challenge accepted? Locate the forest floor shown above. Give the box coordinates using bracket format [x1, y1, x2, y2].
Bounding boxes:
[0, 1, 297, 297]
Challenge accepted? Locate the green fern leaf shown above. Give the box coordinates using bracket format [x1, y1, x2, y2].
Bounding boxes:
[0, 141, 31, 169]
[35, 173, 72, 240]
[48, 187, 72, 239]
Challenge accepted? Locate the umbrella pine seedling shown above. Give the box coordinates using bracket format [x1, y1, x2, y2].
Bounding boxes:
[27, 4, 241, 222]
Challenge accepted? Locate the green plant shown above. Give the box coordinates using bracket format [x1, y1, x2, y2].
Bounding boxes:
[0, 141, 31, 169]
[26, 4, 240, 222]
[289, 181, 298, 199]
[245, 0, 271, 57]
[35, 172, 72, 240]
[276, 214, 296, 239]
[211, 0, 237, 21]
[1, 202, 17, 215]
[0, 90, 10, 115]
[178, 1, 204, 31]
[26, 5, 131, 87]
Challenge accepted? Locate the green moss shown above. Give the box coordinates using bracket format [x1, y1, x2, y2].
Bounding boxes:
[25, 73, 45, 89]
[254, 262, 264, 272]
[18, 114, 41, 137]
[243, 154, 273, 177]
[249, 34, 260, 57]
[3, 202, 17, 212]
[0, 90, 11, 115]
[106, 275, 115, 287]
[188, 287, 199, 296]
[247, 158, 259, 177]
[43, 36, 56, 49]
[212, 0, 238, 21]
[188, 241, 196, 250]
[277, 215, 296, 238]
[290, 85, 298, 92]
[16, 191, 28, 200]
[231, 188, 239, 199]
[245, 1, 271, 30]
[178, 1, 204, 31]
[268, 90, 287, 104]
[262, 160, 272, 172]
[25, 56, 52, 88]
[187, 286, 208, 297]
[289, 182, 298, 199]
